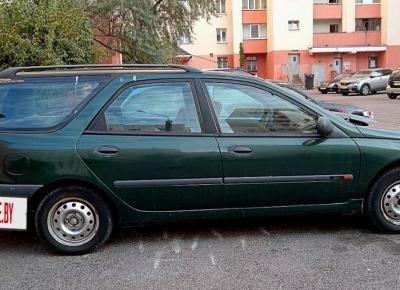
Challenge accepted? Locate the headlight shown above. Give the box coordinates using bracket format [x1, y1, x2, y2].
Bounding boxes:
[328, 83, 336, 88]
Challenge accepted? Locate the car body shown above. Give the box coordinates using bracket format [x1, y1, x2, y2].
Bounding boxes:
[274, 82, 373, 121]
[318, 73, 353, 94]
[339, 68, 393, 96]
[2, 64, 400, 255]
[387, 69, 400, 99]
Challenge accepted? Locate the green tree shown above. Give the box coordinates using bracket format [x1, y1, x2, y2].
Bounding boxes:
[88, 0, 216, 63]
[239, 42, 245, 69]
[0, 0, 103, 68]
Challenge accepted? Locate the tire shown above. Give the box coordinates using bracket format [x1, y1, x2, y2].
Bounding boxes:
[367, 167, 400, 233]
[342, 92, 349, 96]
[360, 84, 370, 96]
[35, 186, 113, 255]
[321, 91, 328, 94]
[388, 94, 397, 99]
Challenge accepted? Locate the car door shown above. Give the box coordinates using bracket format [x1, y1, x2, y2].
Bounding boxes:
[202, 80, 360, 208]
[77, 80, 224, 211]
[369, 70, 383, 91]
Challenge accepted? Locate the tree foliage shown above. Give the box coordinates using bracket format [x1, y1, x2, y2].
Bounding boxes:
[88, 0, 216, 63]
[239, 42, 245, 69]
[0, 0, 103, 68]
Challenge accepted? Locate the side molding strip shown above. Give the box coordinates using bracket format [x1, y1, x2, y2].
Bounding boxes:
[114, 178, 223, 188]
[225, 175, 353, 184]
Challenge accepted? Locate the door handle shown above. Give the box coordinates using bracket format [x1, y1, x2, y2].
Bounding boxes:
[229, 146, 253, 155]
[94, 146, 120, 156]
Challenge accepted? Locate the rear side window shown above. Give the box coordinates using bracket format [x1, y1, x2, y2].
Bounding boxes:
[101, 82, 202, 134]
[0, 76, 109, 130]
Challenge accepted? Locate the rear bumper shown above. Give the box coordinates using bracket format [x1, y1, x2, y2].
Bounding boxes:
[0, 184, 42, 198]
[387, 86, 400, 95]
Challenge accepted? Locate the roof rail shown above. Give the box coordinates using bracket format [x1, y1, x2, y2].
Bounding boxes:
[0, 64, 202, 77]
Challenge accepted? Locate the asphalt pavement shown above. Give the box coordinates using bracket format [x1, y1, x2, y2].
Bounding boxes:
[1, 91, 400, 290]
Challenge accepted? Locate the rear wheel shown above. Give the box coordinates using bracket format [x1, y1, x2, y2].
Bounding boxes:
[367, 167, 400, 233]
[35, 186, 113, 255]
[388, 94, 398, 99]
[360, 84, 370, 96]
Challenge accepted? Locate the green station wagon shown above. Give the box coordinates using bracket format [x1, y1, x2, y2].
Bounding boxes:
[2, 64, 400, 254]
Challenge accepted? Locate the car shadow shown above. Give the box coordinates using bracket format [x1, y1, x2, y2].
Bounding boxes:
[0, 215, 373, 255]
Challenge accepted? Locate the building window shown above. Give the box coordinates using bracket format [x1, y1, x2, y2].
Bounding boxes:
[216, 28, 227, 43]
[288, 20, 300, 30]
[356, 0, 381, 3]
[216, 0, 226, 14]
[246, 57, 257, 73]
[330, 24, 339, 33]
[368, 57, 378, 68]
[180, 31, 191, 44]
[243, 24, 267, 39]
[242, 0, 267, 10]
[217, 57, 229, 68]
[356, 18, 381, 31]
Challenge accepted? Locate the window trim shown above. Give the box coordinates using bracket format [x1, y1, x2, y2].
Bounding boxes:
[86, 79, 207, 136]
[216, 28, 227, 44]
[216, 0, 226, 14]
[0, 74, 114, 134]
[199, 79, 324, 138]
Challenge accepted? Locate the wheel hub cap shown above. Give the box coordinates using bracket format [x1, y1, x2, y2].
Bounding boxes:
[381, 184, 400, 224]
[47, 198, 99, 247]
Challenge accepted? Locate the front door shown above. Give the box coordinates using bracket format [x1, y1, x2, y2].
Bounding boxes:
[333, 58, 342, 76]
[77, 80, 224, 211]
[203, 80, 360, 208]
[288, 54, 300, 75]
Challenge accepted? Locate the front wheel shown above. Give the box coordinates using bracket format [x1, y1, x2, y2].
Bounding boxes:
[388, 94, 397, 99]
[360, 84, 370, 96]
[35, 186, 113, 255]
[367, 167, 400, 233]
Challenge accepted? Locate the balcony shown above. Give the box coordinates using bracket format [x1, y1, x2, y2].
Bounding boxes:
[355, 3, 381, 18]
[243, 39, 267, 54]
[313, 31, 381, 47]
[313, 4, 342, 19]
[242, 10, 267, 24]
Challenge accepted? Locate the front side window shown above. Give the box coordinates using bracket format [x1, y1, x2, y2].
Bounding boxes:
[0, 76, 108, 130]
[205, 82, 317, 135]
[103, 82, 201, 134]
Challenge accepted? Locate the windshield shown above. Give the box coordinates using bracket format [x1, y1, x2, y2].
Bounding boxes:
[390, 70, 400, 80]
[0, 76, 110, 130]
[352, 70, 371, 78]
[334, 73, 351, 81]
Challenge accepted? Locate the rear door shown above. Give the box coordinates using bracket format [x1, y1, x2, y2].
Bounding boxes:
[77, 79, 224, 211]
[202, 80, 360, 208]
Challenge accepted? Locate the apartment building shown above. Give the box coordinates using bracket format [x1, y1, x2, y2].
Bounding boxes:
[179, 0, 400, 84]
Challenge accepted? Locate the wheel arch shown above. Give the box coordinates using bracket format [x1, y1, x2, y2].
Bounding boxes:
[29, 179, 120, 225]
[365, 160, 400, 204]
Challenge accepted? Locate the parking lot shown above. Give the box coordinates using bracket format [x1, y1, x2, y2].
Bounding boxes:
[1, 91, 400, 290]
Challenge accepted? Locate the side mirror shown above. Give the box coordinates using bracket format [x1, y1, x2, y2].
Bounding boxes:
[317, 117, 334, 137]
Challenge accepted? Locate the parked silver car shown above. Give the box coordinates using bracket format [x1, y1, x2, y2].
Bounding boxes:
[339, 68, 393, 96]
